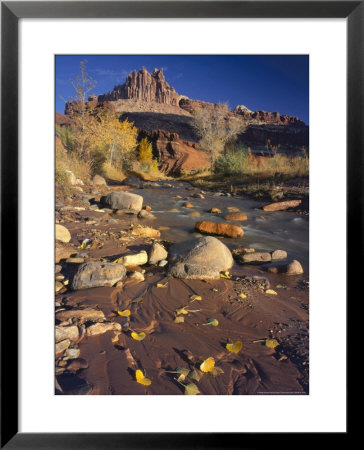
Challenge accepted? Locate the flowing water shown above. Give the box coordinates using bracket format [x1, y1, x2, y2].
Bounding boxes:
[114, 181, 309, 273]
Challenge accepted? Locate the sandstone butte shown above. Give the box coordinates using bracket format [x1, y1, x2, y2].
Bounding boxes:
[194, 221, 244, 238]
[59, 67, 309, 176]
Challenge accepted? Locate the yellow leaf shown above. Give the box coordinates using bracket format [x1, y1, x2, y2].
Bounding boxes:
[211, 366, 224, 376]
[174, 316, 185, 323]
[202, 318, 219, 327]
[188, 369, 201, 382]
[239, 293, 247, 299]
[175, 306, 189, 315]
[117, 309, 131, 317]
[135, 369, 151, 386]
[190, 295, 202, 302]
[200, 357, 215, 373]
[226, 341, 243, 354]
[156, 282, 168, 288]
[131, 331, 146, 341]
[220, 271, 231, 279]
[112, 258, 119, 263]
[265, 339, 279, 349]
[265, 289, 277, 295]
[176, 368, 190, 382]
[184, 382, 200, 395]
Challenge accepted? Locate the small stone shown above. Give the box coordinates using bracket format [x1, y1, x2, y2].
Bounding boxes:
[118, 250, 148, 266]
[64, 348, 81, 359]
[55, 281, 64, 293]
[240, 252, 272, 264]
[149, 242, 168, 265]
[224, 212, 248, 221]
[92, 174, 107, 186]
[56, 325, 79, 343]
[55, 339, 71, 357]
[86, 322, 122, 337]
[128, 271, 145, 282]
[183, 202, 194, 208]
[271, 250, 288, 261]
[55, 265, 62, 274]
[226, 206, 240, 212]
[130, 226, 160, 239]
[209, 208, 222, 214]
[159, 259, 168, 267]
[56, 309, 106, 324]
[187, 211, 200, 217]
[56, 224, 71, 243]
[143, 205, 152, 211]
[137, 209, 156, 219]
[65, 257, 85, 264]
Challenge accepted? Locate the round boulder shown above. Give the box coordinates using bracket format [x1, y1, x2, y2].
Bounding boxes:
[92, 174, 107, 186]
[71, 261, 127, 290]
[149, 242, 168, 265]
[194, 221, 244, 238]
[168, 236, 233, 280]
[103, 191, 143, 211]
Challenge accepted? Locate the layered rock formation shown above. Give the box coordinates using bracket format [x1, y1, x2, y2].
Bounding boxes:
[63, 67, 309, 175]
[98, 67, 179, 105]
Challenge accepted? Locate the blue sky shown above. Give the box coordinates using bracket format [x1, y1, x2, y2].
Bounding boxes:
[56, 55, 309, 124]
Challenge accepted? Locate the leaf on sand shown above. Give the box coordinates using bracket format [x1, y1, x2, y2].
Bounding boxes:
[184, 382, 200, 395]
[276, 284, 287, 289]
[175, 306, 189, 315]
[135, 369, 151, 386]
[156, 282, 168, 288]
[188, 369, 202, 382]
[239, 293, 247, 299]
[190, 295, 202, 302]
[131, 331, 146, 341]
[220, 271, 231, 279]
[112, 258, 119, 263]
[200, 357, 215, 373]
[226, 341, 243, 354]
[202, 318, 219, 327]
[117, 309, 131, 317]
[174, 316, 185, 323]
[211, 366, 224, 376]
[265, 289, 277, 295]
[265, 338, 279, 349]
[175, 368, 190, 382]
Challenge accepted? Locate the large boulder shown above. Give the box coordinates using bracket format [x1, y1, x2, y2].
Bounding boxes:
[168, 236, 233, 280]
[71, 261, 126, 290]
[56, 224, 71, 243]
[194, 221, 244, 238]
[102, 191, 143, 211]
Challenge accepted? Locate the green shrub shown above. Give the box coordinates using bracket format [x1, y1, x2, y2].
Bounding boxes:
[214, 146, 249, 176]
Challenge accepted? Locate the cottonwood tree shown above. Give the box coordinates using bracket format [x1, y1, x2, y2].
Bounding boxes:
[68, 60, 98, 159]
[192, 103, 246, 170]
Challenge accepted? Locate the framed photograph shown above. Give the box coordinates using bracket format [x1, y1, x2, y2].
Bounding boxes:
[2, 1, 356, 447]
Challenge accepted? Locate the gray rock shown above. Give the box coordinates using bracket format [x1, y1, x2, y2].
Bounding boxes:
[56, 308, 106, 324]
[122, 176, 143, 188]
[86, 322, 121, 337]
[271, 249, 288, 261]
[92, 174, 107, 186]
[71, 261, 127, 290]
[137, 209, 156, 220]
[239, 252, 272, 264]
[64, 348, 81, 360]
[102, 191, 143, 211]
[55, 264, 62, 274]
[159, 259, 168, 267]
[56, 339, 71, 357]
[168, 236, 233, 280]
[149, 242, 168, 265]
[264, 259, 304, 275]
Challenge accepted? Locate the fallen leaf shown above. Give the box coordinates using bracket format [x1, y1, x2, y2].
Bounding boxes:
[276, 284, 287, 289]
[226, 341, 243, 354]
[265, 338, 279, 349]
[220, 271, 231, 279]
[184, 382, 200, 395]
[131, 331, 146, 341]
[156, 282, 168, 288]
[190, 295, 202, 302]
[211, 366, 224, 376]
[174, 316, 185, 323]
[239, 293, 247, 299]
[117, 309, 131, 317]
[265, 289, 277, 295]
[135, 369, 151, 386]
[200, 357, 215, 373]
[202, 318, 219, 327]
[188, 369, 201, 382]
[112, 258, 119, 263]
[175, 306, 189, 315]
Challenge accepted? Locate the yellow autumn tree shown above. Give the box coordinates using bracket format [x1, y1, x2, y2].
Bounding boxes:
[138, 137, 158, 172]
[91, 111, 138, 171]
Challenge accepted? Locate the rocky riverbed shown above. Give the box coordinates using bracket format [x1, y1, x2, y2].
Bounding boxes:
[55, 177, 309, 395]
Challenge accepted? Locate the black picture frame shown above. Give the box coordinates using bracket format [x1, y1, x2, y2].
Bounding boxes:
[1, 1, 357, 448]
